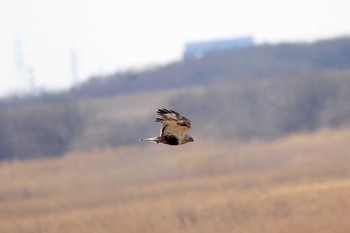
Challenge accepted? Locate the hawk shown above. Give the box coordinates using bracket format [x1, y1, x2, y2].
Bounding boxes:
[139, 108, 194, 145]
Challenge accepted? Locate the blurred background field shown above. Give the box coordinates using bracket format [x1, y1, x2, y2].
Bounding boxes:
[0, 127, 350, 233]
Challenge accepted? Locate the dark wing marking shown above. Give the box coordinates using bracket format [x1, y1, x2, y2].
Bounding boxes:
[156, 108, 191, 126]
[156, 108, 191, 138]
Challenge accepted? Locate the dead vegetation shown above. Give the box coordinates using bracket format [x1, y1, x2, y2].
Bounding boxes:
[0, 126, 350, 233]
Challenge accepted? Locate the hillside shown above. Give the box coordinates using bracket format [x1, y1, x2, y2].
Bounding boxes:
[1, 37, 350, 160]
[68, 37, 350, 98]
[1, 127, 350, 232]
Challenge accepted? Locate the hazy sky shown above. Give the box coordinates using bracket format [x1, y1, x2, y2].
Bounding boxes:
[0, 0, 349, 96]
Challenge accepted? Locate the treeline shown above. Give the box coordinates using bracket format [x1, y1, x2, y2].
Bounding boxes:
[169, 70, 350, 140]
[1, 37, 350, 160]
[0, 100, 84, 160]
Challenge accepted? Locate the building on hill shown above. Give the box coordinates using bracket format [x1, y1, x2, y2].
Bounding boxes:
[183, 36, 254, 59]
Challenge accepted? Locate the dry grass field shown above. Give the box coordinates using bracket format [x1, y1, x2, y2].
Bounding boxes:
[1, 126, 350, 233]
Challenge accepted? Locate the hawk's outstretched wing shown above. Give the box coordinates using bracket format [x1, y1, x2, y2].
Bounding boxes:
[156, 108, 191, 138]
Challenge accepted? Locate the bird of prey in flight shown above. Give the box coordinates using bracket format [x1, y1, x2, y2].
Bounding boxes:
[139, 108, 194, 145]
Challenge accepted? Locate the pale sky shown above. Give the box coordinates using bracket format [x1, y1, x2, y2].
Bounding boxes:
[0, 0, 349, 97]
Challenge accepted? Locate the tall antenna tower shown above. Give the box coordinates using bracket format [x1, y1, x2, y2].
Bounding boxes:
[13, 34, 34, 93]
[14, 35, 26, 84]
[70, 48, 79, 86]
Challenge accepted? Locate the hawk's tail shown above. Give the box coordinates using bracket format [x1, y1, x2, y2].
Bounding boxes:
[138, 137, 160, 143]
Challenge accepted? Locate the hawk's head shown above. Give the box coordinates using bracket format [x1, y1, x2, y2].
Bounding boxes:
[180, 135, 194, 145]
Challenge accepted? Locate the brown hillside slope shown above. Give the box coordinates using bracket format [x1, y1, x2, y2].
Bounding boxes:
[0, 127, 349, 233]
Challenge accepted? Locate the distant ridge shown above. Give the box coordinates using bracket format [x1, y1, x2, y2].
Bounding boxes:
[67, 37, 350, 99]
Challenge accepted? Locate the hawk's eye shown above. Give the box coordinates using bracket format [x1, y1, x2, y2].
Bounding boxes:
[178, 122, 189, 127]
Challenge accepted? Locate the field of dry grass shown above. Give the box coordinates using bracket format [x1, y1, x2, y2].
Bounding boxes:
[1, 126, 350, 233]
